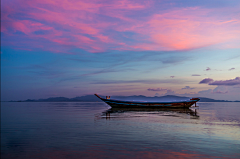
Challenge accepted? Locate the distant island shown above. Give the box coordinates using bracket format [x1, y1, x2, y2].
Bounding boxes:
[9, 95, 240, 102]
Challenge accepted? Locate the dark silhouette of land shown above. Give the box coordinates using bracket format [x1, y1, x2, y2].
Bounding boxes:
[10, 95, 240, 102]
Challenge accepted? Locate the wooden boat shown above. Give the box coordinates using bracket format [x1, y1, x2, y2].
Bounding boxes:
[94, 94, 200, 108]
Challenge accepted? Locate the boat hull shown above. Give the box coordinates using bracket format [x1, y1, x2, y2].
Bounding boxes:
[95, 94, 200, 108]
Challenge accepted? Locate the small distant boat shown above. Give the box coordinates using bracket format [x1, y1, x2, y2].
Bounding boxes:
[94, 94, 200, 108]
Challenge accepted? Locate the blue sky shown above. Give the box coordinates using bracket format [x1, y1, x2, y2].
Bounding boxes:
[1, 0, 240, 101]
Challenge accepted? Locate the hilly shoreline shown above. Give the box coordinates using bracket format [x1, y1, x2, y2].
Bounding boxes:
[9, 95, 240, 102]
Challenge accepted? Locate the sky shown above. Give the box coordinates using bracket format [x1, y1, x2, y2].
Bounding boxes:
[1, 0, 240, 101]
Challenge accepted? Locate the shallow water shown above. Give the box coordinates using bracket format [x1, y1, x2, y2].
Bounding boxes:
[1, 102, 240, 159]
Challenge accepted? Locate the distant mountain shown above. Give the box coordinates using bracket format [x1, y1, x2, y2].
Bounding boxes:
[12, 95, 240, 102]
[195, 97, 233, 102]
[23, 95, 102, 102]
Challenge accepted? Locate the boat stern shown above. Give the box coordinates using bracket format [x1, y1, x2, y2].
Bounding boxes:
[190, 98, 200, 107]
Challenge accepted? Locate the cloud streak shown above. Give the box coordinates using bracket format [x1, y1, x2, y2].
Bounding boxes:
[192, 74, 201, 76]
[205, 67, 211, 71]
[92, 79, 188, 84]
[181, 86, 195, 90]
[147, 88, 170, 91]
[199, 77, 240, 86]
[212, 90, 228, 94]
[209, 77, 240, 86]
[2, 0, 240, 53]
[199, 78, 214, 84]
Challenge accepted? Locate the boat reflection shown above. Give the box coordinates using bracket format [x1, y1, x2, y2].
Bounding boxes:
[101, 107, 199, 119]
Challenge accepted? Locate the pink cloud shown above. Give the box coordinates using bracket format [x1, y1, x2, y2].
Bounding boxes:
[2, 0, 240, 53]
[125, 7, 240, 51]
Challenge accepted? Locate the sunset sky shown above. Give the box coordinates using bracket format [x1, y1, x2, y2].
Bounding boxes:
[1, 0, 240, 101]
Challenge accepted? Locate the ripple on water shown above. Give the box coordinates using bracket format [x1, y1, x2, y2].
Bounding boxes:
[1, 102, 240, 159]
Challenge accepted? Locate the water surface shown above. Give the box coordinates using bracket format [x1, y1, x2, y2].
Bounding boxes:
[1, 102, 240, 158]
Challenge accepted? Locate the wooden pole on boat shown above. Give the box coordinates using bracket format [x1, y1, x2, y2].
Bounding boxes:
[94, 94, 101, 99]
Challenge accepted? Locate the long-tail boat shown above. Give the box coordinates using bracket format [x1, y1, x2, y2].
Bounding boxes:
[94, 94, 200, 108]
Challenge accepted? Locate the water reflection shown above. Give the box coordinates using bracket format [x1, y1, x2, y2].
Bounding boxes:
[2, 102, 240, 159]
[100, 107, 199, 119]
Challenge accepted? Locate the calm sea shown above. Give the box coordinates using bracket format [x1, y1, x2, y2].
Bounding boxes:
[1, 102, 240, 159]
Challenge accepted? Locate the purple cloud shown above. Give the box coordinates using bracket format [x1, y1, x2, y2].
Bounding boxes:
[181, 86, 195, 90]
[164, 89, 175, 95]
[205, 67, 211, 71]
[229, 68, 235, 71]
[170, 76, 175, 78]
[192, 74, 201, 76]
[199, 77, 240, 86]
[199, 78, 214, 84]
[198, 89, 212, 94]
[198, 89, 228, 94]
[209, 77, 240, 86]
[155, 93, 160, 96]
[212, 90, 228, 94]
[93, 79, 186, 84]
[147, 88, 169, 91]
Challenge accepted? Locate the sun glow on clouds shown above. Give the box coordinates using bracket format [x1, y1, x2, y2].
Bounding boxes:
[2, 0, 240, 53]
[2, 0, 240, 101]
